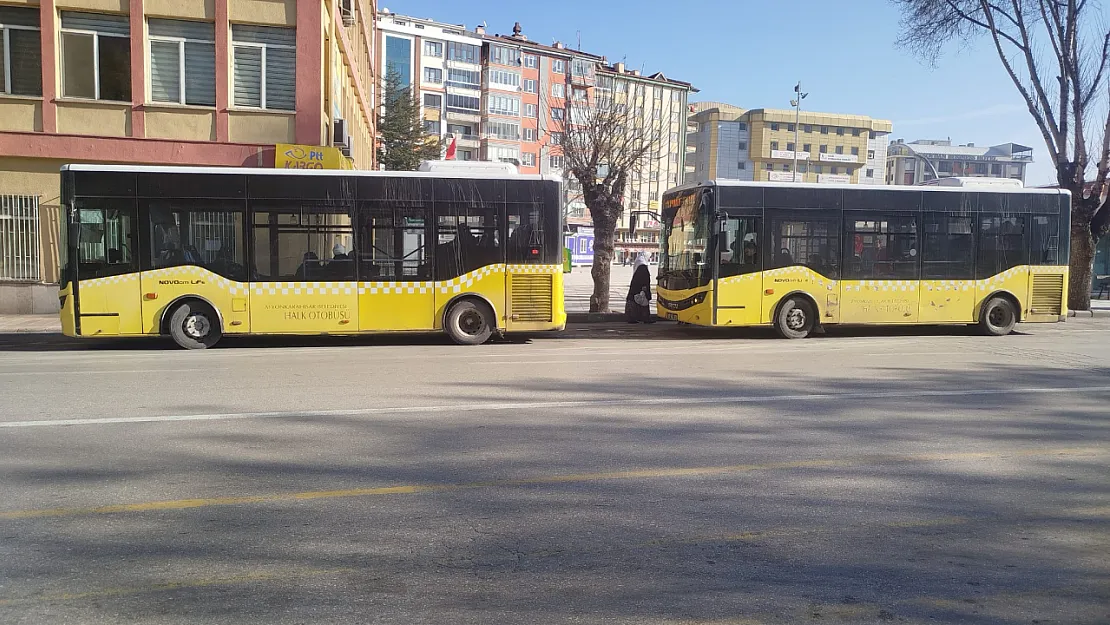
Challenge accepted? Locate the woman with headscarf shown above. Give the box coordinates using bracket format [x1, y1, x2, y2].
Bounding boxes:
[625, 256, 655, 323]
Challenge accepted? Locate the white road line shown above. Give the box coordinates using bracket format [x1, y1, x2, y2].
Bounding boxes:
[3, 385, 1110, 429]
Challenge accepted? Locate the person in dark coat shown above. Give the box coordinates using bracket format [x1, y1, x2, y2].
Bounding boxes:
[625, 258, 655, 323]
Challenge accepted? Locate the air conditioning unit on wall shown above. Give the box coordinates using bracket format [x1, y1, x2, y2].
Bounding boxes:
[339, 0, 356, 26]
[333, 119, 352, 156]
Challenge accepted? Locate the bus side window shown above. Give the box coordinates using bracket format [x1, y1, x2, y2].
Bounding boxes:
[719, 217, 761, 278]
[75, 201, 137, 280]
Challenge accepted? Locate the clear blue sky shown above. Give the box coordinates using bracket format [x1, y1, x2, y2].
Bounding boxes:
[389, 0, 1054, 184]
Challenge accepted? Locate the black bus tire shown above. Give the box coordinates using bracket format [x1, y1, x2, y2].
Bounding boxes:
[979, 296, 1017, 336]
[445, 299, 494, 345]
[168, 301, 222, 349]
[774, 296, 816, 339]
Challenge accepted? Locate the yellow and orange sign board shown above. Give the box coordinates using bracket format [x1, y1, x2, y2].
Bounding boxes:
[275, 143, 354, 170]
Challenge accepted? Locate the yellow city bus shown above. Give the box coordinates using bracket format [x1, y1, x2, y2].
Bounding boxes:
[59, 164, 565, 348]
[656, 181, 1070, 338]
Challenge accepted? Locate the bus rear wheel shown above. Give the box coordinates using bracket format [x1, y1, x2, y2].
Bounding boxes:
[445, 299, 494, 345]
[168, 301, 222, 349]
[775, 297, 816, 339]
[979, 296, 1017, 336]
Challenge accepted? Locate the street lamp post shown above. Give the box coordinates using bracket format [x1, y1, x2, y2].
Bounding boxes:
[790, 82, 808, 182]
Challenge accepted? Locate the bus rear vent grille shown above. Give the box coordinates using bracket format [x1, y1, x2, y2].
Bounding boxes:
[1030, 274, 1064, 315]
[511, 274, 553, 322]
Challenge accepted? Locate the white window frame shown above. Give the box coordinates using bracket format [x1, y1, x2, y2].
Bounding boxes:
[423, 40, 442, 57]
[231, 37, 295, 111]
[552, 59, 565, 73]
[523, 54, 537, 68]
[523, 78, 536, 93]
[2, 23, 40, 95]
[522, 152, 536, 166]
[550, 154, 564, 169]
[60, 25, 129, 101]
[147, 29, 215, 106]
[551, 83, 564, 98]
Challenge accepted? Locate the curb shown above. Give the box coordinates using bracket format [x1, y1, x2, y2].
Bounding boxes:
[566, 312, 628, 323]
[1068, 308, 1110, 318]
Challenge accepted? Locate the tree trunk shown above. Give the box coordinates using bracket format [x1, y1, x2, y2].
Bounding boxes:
[1068, 208, 1095, 311]
[589, 215, 617, 313]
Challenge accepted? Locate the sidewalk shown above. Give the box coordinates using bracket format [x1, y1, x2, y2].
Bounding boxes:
[0, 314, 60, 333]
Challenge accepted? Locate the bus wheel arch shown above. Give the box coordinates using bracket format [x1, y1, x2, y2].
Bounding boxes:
[772, 292, 820, 339]
[443, 294, 498, 345]
[978, 291, 1021, 336]
[163, 297, 223, 349]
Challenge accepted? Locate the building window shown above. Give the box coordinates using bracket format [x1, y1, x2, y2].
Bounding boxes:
[446, 93, 480, 112]
[851, 147, 859, 156]
[0, 6, 42, 96]
[491, 45, 520, 66]
[867, 149, 875, 160]
[551, 83, 565, 98]
[446, 68, 480, 88]
[572, 58, 593, 77]
[831, 167, 839, 175]
[523, 127, 537, 142]
[549, 132, 564, 145]
[781, 164, 790, 171]
[819, 145, 827, 153]
[804, 124, 812, 133]
[523, 103, 537, 117]
[423, 119, 440, 134]
[60, 12, 131, 101]
[866, 168, 874, 177]
[523, 78, 536, 93]
[803, 143, 811, 152]
[523, 53, 537, 68]
[424, 41, 443, 57]
[487, 94, 520, 116]
[991, 163, 1003, 176]
[765, 163, 773, 171]
[820, 126, 829, 134]
[835, 145, 844, 154]
[770, 122, 779, 131]
[522, 152, 536, 166]
[423, 67, 442, 83]
[737, 162, 746, 170]
[232, 24, 296, 110]
[787, 123, 795, 132]
[423, 92, 442, 108]
[552, 59, 565, 73]
[486, 120, 520, 140]
[836, 127, 845, 136]
[786, 142, 795, 151]
[550, 155, 564, 168]
[852, 128, 861, 136]
[975, 162, 988, 175]
[447, 41, 479, 64]
[487, 68, 520, 89]
[738, 141, 747, 150]
[738, 121, 747, 131]
[939, 160, 952, 174]
[147, 19, 216, 106]
[490, 145, 519, 164]
[551, 107, 565, 121]
[771, 141, 779, 150]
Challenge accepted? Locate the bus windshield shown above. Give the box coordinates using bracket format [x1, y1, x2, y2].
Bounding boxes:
[659, 189, 711, 290]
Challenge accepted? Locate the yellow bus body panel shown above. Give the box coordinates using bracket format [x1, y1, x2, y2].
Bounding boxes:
[64, 264, 565, 338]
[659, 264, 1068, 328]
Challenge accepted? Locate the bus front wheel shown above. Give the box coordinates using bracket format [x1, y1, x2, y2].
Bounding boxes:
[168, 301, 222, 349]
[445, 299, 494, 345]
[978, 296, 1017, 336]
[775, 297, 816, 339]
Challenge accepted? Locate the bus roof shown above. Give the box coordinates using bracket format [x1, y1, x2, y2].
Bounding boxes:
[60, 163, 562, 183]
[669, 179, 1069, 196]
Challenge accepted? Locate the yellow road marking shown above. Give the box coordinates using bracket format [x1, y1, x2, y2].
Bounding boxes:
[0, 568, 356, 607]
[0, 446, 1101, 521]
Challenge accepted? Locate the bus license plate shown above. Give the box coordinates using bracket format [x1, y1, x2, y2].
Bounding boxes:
[666, 312, 678, 321]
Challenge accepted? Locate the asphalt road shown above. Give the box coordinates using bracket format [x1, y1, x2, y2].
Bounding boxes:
[1, 319, 1108, 624]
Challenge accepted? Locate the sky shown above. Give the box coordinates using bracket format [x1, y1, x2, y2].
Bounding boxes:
[387, 0, 1073, 185]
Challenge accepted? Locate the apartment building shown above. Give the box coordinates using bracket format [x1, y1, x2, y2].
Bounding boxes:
[685, 103, 892, 186]
[887, 139, 1033, 185]
[0, 0, 378, 313]
[375, 11, 483, 161]
[598, 63, 694, 262]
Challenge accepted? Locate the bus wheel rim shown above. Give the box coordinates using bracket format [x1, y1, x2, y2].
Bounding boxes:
[184, 314, 211, 339]
[786, 307, 806, 330]
[459, 310, 484, 335]
[989, 306, 1007, 326]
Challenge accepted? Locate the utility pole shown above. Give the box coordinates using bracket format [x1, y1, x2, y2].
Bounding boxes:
[790, 82, 808, 182]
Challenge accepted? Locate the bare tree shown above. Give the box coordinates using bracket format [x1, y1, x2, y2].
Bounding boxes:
[558, 84, 667, 312]
[893, 0, 1109, 310]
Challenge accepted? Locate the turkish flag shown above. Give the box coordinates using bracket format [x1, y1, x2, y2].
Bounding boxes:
[445, 137, 457, 160]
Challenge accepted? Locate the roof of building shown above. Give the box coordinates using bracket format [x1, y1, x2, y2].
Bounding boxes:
[889, 140, 1034, 160]
[597, 64, 697, 91]
[688, 103, 892, 132]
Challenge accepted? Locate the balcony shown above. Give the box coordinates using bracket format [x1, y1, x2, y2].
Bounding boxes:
[445, 108, 481, 123]
[450, 134, 480, 148]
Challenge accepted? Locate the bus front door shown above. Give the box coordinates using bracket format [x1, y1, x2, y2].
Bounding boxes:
[714, 215, 763, 326]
